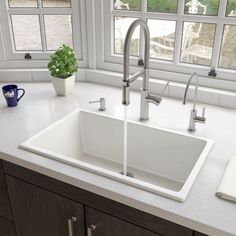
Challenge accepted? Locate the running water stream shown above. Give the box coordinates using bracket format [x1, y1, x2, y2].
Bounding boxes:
[123, 105, 128, 176]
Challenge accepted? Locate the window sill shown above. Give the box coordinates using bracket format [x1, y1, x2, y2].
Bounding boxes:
[0, 68, 236, 110]
[85, 69, 236, 110]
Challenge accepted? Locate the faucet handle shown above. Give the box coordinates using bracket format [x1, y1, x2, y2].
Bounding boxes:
[194, 107, 206, 124]
[202, 107, 206, 118]
[145, 94, 162, 106]
[145, 81, 170, 106]
[161, 81, 170, 97]
[89, 98, 106, 111]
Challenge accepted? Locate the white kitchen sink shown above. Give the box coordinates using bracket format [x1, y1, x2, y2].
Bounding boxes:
[20, 109, 213, 201]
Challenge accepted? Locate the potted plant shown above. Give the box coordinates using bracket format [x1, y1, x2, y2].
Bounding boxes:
[48, 44, 78, 96]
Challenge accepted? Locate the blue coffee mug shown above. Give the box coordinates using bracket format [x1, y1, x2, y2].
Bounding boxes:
[2, 84, 25, 107]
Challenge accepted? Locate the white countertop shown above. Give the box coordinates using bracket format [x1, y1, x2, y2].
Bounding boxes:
[0, 82, 236, 236]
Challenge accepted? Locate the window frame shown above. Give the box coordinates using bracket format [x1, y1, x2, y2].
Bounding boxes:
[96, 0, 236, 82]
[0, 0, 87, 67]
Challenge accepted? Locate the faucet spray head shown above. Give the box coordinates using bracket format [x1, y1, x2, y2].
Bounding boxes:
[122, 83, 130, 106]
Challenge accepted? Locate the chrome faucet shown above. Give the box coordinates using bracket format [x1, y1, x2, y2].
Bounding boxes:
[122, 19, 169, 121]
[183, 73, 206, 132]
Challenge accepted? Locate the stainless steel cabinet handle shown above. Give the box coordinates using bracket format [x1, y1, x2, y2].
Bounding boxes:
[68, 216, 78, 236]
[87, 225, 97, 236]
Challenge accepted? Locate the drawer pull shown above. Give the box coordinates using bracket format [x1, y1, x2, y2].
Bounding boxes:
[68, 216, 78, 236]
[87, 225, 97, 236]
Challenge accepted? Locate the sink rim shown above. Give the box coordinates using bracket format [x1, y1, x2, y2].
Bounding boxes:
[19, 108, 214, 202]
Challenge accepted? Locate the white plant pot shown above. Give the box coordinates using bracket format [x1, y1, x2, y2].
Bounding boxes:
[51, 75, 75, 96]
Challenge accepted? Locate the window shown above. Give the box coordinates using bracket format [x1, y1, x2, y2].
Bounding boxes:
[99, 0, 236, 80]
[0, 0, 87, 66]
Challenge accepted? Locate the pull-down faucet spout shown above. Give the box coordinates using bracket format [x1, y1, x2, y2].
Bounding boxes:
[122, 19, 150, 107]
[122, 19, 168, 120]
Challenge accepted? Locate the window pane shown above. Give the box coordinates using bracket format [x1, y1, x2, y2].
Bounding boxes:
[219, 25, 236, 70]
[42, 0, 71, 8]
[226, 0, 236, 16]
[11, 15, 42, 51]
[184, 0, 219, 16]
[181, 22, 216, 66]
[114, 17, 139, 56]
[44, 15, 73, 51]
[114, 0, 141, 11]
[9, 0, 37, 8]
[148, 19, 176, 61]
[147, 0, 178, 13]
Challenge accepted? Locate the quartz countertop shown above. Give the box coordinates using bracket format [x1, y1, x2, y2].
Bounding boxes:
[0, 82, 236, 236]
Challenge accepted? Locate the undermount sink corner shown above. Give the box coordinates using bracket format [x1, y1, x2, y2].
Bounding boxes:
[20, 109, 213, 202]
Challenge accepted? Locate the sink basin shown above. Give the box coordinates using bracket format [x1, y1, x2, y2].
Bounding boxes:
[20, 109, 213, 201]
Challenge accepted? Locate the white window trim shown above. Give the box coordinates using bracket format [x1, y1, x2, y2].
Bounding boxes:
[95, 0, 236, 84]
[0, 0, 88, 68]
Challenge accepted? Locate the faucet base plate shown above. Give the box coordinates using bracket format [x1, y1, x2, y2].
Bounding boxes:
[119, 171, 134, 178]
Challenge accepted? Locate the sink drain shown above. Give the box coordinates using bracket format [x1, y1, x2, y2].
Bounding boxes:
[119, 171, 134, 178]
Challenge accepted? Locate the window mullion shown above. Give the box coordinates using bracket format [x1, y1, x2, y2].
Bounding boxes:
[8, 8, 40, 14]
[39, 13, 47, 52]
[111, 10, 142, 18]
[211, 0, 228, 70]
[174, 20, 183, 65]
[142, 0, 147, 13]
[38, 0, 46, 52]
[173, 0, 185, 65]
[181, 15, 218, 23]
[72, 0, 84, 60]
[104, 0, 112, 59]
[145, 12, 178, 20]
[8, 8, 71, 15]
[219, 0, 229, 19]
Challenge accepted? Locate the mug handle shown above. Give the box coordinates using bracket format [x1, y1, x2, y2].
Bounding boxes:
[17, 88, 25, 102]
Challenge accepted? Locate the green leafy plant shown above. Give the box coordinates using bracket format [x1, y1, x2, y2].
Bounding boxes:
[48, 44, 78, 79]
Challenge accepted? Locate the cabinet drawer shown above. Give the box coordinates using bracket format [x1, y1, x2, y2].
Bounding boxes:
[86, 206, 161, 236]
[0, 217, 16, 236]
[0, 160, 12, 220]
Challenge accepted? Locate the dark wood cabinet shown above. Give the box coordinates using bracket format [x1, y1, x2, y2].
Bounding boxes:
[1, 160, 209, 236]
[194, 232, 208, 236]
[86, 206, 160, 236]
[0, 161, 15, 236]
[6, 175, 85, 236]
[0, 160, 12, 220]
[3, 161, 193, 236]
[0, 217, 16, 236]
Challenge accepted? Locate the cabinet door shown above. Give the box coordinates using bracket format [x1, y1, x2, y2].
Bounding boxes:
[6, 175, 85, 236]
[0, 217, 16, 236]
[86, 206, 161, 236]
[0, 161, 12, 220]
